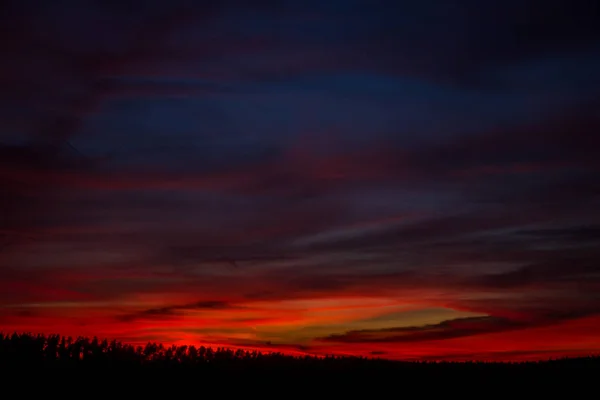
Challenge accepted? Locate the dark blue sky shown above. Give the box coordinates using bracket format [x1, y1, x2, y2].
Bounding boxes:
[1, 0, 599, 360]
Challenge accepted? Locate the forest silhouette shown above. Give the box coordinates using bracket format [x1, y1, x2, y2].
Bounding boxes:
[1, 332, 597, 385]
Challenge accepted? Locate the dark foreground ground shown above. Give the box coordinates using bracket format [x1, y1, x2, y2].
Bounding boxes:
[1, 333, 598, 394]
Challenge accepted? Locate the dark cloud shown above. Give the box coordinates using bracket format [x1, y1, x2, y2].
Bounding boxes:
[469, 256, 600, 290]
[294, 210, 547, 255]
[415, 100, 600, 175]
[155, 245, 298, 268]
[516, 225, 600, 243]
[116, 300, 234, 322]
[317, 316, 524, 343]
[7, 309, 37, 318]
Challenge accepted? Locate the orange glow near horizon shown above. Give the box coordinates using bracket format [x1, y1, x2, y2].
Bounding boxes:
[2, 290, 599, 361]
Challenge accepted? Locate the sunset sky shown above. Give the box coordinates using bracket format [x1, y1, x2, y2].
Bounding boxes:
[1, 0, 599, 361]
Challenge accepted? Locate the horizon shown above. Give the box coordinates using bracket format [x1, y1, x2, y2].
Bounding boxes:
[1, 0, 600, 362]
[3, 331, 599, 363]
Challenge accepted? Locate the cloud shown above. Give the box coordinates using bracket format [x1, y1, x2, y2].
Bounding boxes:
[421, 100, 600, 175]
[1, 0, 600, 361]
[515, 225, 600, 243]
[470, 256, 600, 290]
[116, 300, 235, 322]
[317, 316, 524, 343]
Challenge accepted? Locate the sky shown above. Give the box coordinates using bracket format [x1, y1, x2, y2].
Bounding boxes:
[1, 0, 599, 361]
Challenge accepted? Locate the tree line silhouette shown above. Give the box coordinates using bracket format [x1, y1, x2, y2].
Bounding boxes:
[1, 331, 324, 368]
[1, 332, 595, 395]
[1, 332, 598, 373]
